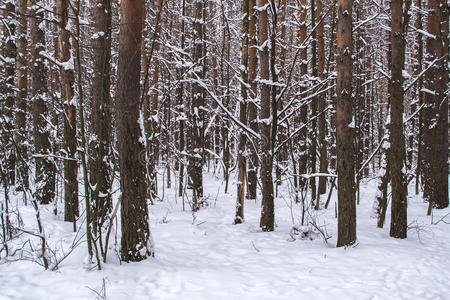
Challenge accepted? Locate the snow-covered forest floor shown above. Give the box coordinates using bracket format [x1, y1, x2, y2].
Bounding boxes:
[1, 171, 449, 300]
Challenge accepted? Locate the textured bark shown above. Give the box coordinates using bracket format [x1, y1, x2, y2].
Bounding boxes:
[31, 3, 55, 205]
[414, 0, 423, 195]
[298, 0, 308, 190]
[177, 0, 186, 198]
[188, 0, 205, 207]
[116, 0, 152, 261]
[15, 0, 28, 190]
[258, 0, 274, 232]
[422, 0, 449, 210]
[317, 0, 328, 196]
[148, 0, 163, 196]
[389, 0, 407, 238]
[1, 1, 16, 184]
[90, 0, 113, 234]
[208, 0, 220, 164]
[246, 0, 258, 200]
[310, 0, 318, 208]
[57, 0, 79, 222]
[336, 0, 356, 247]
[235, 0, 249, 224]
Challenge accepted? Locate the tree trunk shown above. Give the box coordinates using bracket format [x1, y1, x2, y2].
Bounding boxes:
[116, 0, 153, 261]
[57, 0, 79, 222]
[310, 0, 318, 209]
[258, 0, 274, 232]
[177, 0, 186, 198]
[90, 0, 113, 236]
[389, 0, 407, 238]
[235, 0, 249, 224]
[1, 1, 16, 185]
[188, 0, 205, 208]
[422, 0, 449, 210]
[298, 0, 308, 191]
[31, 2, 55, 205]
[246, 0, 258, 200]
[414, 0, 423, 195]
[15, 0, 28, 191]
[317, 0, 328, 196]
[336, 0, 356, 247]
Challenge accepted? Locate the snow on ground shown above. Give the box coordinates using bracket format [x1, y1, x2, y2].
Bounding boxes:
[1, 171, 449, 300]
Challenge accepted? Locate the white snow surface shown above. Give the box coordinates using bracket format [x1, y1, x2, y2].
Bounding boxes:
[1, 172, 449, 300]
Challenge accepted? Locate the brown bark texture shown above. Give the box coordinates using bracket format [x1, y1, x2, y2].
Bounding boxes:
[116, 0, 152, 261]
[336, 0, 356, 247]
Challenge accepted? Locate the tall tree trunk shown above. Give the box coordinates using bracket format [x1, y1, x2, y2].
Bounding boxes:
[336, 0, 356, 247]
[177, 0, 186, 198]
[208, 0, 220, 170]
[116, 0, 153, 261]
[317, 0, 328, 196]
[15, 0, 28, 191]
[414, 0, 423, 195]
[90, 0, 113, 237]
[148, 0, 163, 198]
[246, 0, 258, 200]
[298, 0, 308, 191]
[188, 0, 205, 208]
[310, 0, 318, 209]
[422, 0, 449, 211]
[1, 0, 17, 185]
[389, 0, 407, 238]
[57, 0, 79, 222]
[258, 0, 274, 232]
[31, 2, 55, 205]
[235, 0, 249, 224]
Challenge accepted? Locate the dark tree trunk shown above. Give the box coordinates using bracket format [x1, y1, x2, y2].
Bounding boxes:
[422, 0, 449, 211]
[57, 0, 79, 222]
[389, 0, 408, 238]
[317, 0, 328, 196]
[246, 0, 258, 200]
[336, 0, 356, 247]
[258, 0, 274, 232]
[116, 0, 153, 261]
[188, 0, 205, 208]
[31, 2, 55, 205]
[90, 0, 113, 235]
[235, 0, 249, 224]
[1, 1, 17, 185]
[310, 0, 318, 209]
[298, 0, 308, 190]
[15, 0, 28, 191]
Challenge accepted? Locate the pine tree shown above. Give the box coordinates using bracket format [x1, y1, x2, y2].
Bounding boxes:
[31, 1, 55, 205]
[336, 0, 356, 247]
[389, 0, 407, 238]
[258, 0, 274, 232]
[116, 0, 153, 261]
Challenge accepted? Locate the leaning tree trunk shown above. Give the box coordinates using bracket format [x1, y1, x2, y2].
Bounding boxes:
[336, 0, 356, 247]
[31, 2, 55, 205]
[57, 0, 79, 222]
[116, 0, 153, 261]
[258, 0, 274, 232]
